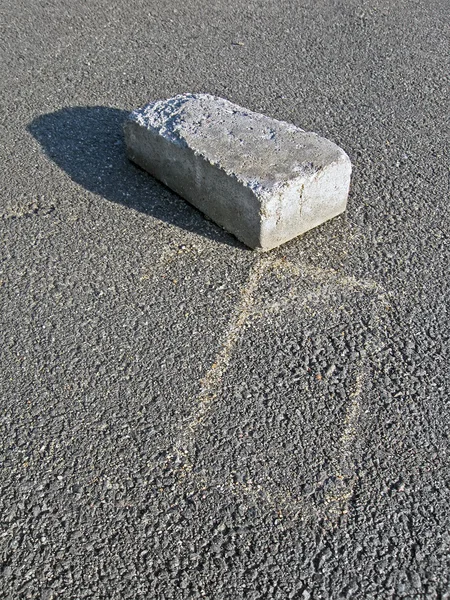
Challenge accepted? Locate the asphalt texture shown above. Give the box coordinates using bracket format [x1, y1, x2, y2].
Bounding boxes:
[1, 0, 449, 598]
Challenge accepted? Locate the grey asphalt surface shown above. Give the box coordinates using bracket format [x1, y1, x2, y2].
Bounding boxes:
[1, 0, 449, 598]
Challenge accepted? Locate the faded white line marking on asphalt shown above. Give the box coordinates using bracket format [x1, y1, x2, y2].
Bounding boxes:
[167, 254, 387, 522]
[322, 371, 364, 525]
[172, 254, 275, 473]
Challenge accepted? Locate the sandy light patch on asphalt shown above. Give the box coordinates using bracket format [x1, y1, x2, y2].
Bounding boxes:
[166, 253, 390, 524]
[171, 253, 275, 473]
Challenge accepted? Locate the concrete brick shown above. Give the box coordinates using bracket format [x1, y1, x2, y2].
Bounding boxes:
[124, 94, 351, 250]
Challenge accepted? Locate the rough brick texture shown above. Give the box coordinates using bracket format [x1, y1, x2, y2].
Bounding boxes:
[124, 94, 351, 250]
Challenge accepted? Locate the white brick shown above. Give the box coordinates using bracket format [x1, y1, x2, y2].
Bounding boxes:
[124, 94, 351, 250]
